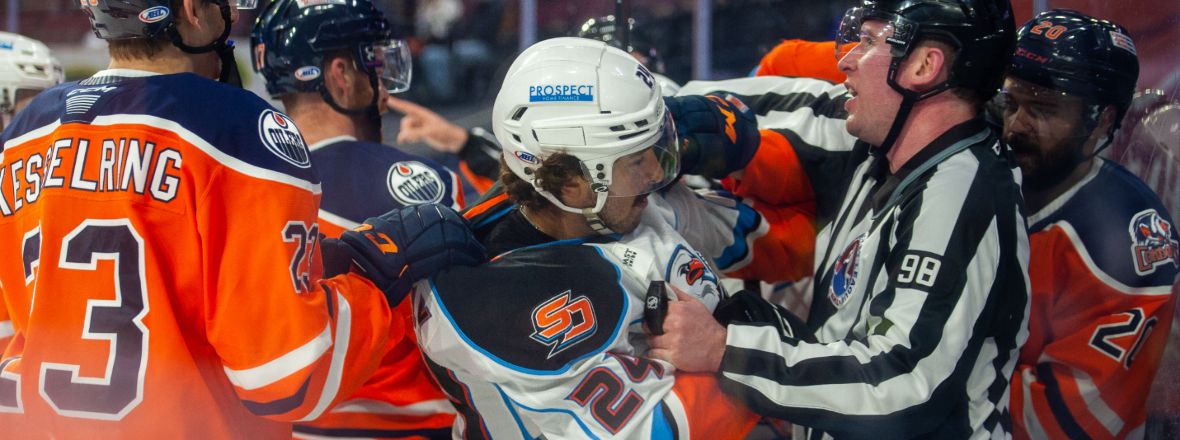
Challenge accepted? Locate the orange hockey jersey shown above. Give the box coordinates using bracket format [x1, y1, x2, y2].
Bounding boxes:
[1011, 161, 1178, 439]
[0, 69, 394, 438]
[753, 39, 846, 84]
[293, 137, 462, 439]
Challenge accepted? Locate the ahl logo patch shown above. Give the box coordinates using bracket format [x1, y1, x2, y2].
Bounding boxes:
[294, 66, 321, 81]
[1129, 209, 1179, 276]
[828, 233, 866, 308]
[387, 161, 445, 205]
[258, 110, 311, 168]
[513, 150, 541, 165]
[531, 290, 597, 359]
[138, 6, 169, 23]
[665, 245, 721, 310]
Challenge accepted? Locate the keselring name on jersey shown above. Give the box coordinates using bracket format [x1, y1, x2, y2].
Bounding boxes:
[0, 136, 182, 216]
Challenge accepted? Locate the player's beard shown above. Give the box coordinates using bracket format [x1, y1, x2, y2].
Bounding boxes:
[1008, 133, 1088, 192]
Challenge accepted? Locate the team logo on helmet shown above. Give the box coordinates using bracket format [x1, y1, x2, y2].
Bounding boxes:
[531, 290, 597, 359]
[829, 234, 865, 308]
[387, 161, 445, 205]
[258, 110, 311, 168]
[295, 0, 346, 7]
[138, 6, 169, 23]
[1129, 209, 1179, 276]
[665, 245, 721, 310]
[294, 66, 321, 81]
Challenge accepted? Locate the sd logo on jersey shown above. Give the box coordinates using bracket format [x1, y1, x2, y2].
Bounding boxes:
[829, 234, 865, 308]
[530, 290, 596, 359]
[665, 245, 721, 310]
[1129, 209, 1179, 276]
[258, 110, 311, 168]
[387, 161, 445, 205]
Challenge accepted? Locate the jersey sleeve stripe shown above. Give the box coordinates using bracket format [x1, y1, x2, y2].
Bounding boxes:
[713, 198, 763, 270]
[2, 120, 61, 150]
[1034, 363, 1090, 439]
[1055, 222, 1173, 296]
[318, 210, 361, 231]
[1019, 368, 1053, 439]
[224, 324, 332, 390]
[89, 114, 321, 194]
[1067, 363, 1125, 436]
[327, 398, 457, 416]
[651, 403, 676, 440]
[241, 377, 313, 416]
[298, 292, 353, 422]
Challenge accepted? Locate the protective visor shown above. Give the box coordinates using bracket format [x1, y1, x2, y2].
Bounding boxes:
[373, 40, 412, 94]
[999, 79, 1096, 135]
[233, 0, 259, 9]
[599, 112, 681, 198]
[835, 7, 915, 60]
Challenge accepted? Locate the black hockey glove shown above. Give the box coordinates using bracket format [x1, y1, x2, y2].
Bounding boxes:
[325, 204, 486, 307]
[665, 93, 760, 179]
[713, 289, 816, 343]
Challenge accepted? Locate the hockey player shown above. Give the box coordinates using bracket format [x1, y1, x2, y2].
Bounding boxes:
[0, 0, 480, 437]
[1001, 10, 1178, 439]
[649, 0, 1031, 438]
[412, 37, 768, 438]
[0, 31, 62, 350]
[251, 0, 464, 437]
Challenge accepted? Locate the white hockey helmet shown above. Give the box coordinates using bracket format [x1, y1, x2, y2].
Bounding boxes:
[493, 37, 680, 217]
[0, 32, 63, 114]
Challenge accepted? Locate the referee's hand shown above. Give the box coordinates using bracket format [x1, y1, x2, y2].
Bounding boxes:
[647, 287, 727, 373]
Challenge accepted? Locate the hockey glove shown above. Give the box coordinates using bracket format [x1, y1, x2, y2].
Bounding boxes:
[329, 204, 487, 307]
[666, 93, 760, 179]
[713, 289, 816, 343]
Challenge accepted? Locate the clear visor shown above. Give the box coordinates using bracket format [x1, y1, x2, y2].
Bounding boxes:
[233, 0, 258, 9]
[373, 40, 412, 94]
[835, 7, 908, 61]
[600, 112, 681, 198]
[999, 79, 1091, 134]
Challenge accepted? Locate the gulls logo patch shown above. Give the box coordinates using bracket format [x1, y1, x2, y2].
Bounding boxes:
[665, 245, 721, 310]
[828, 233, 865, 308]
[1129, 209, 1179, 276]
[258, 110, 311, 168]
[387, 161, 445, 205]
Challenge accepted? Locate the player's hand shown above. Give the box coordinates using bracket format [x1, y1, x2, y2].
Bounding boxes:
[387, 96, 469, 154]
[665, 93, 759, 179]
[713, 289, 816, 343]
[332, 203, 486, 307]
[648, 287, 727, 373]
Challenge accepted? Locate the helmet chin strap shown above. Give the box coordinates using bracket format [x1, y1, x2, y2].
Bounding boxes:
[536, 189, 618, 236]
[319, 67, 382, 130]
[167, 0, 241, 87]
[877, 56, 955, 157]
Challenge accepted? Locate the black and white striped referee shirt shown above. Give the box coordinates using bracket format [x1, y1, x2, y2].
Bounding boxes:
[681, 77, 1031, 439]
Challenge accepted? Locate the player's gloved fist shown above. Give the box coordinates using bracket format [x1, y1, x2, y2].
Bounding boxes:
[665, 93, 760, 179]
[713, 289, 816, 343]
[329, 204, 486, 307]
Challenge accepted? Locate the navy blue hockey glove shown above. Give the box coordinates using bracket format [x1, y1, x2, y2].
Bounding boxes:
[713, 289, 816, 343]
[665, 93, 760, 179]
[326, 204, 486, 307]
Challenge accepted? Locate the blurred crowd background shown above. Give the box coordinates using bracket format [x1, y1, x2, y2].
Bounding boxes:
[3, 0, 1179, 434]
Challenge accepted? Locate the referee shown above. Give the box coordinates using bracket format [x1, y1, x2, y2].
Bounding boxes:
[649, 0, 1030, 438]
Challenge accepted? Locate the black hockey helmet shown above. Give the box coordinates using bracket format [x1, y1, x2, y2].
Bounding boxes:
[81, 0, 258, 85]
[836, 0, 1015, 152]
[838, 0, 1016, 100]
[1009, 9, 1139, 126]
[575, 15, 664, 74]
[252, 0, 410, 118]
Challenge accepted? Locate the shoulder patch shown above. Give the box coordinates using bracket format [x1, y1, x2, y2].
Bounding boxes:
[664, 244, 722, 310]
[1128, 208, 1180, 276]
[257, 109, 311, 168]
[388, 160, 445, 205]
